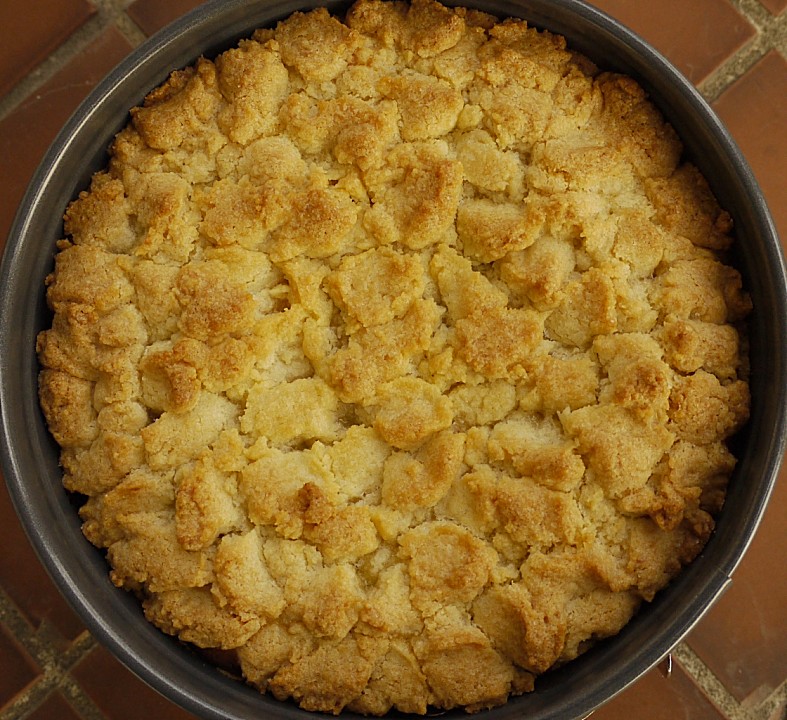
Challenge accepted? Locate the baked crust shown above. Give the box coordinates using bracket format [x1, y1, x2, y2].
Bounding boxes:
[38, 0, 750, 714]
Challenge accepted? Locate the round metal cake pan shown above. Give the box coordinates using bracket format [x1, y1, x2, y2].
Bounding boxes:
[1, 1, 786, 719]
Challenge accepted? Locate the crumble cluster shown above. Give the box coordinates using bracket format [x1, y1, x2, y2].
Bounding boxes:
[37, 0, 751, 714]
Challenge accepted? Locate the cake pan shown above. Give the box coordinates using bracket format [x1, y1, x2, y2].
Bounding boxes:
[1, 1, 786, 718]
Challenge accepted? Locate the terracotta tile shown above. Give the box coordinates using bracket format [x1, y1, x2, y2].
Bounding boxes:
[591, 661, 726, 720]
[26, 691, 82, 720]
[73, 645, 200, 720]
[713, 51, 787, 248]
[0, 26, 134, 257]
[127, 0, 207, 36]
[2, 3, 786, 719]
[588, 0, 756, 85]
[0, 484, 85, 642]
[687, 451, 787, 704]
[0, 0, 96, 98]
[0, 622, 41, 709]
[758, 0, 787, 16]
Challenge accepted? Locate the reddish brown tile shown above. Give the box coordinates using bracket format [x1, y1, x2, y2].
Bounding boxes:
[25, 691, 82, 720]
[713, 51, 787, 247]
[0, 623, 41, 709]
[0, 1, 786, 718]
[687, 451, 787, 704]
[588, 0, 756, 85]
[127, 0, 207, 36]
[758, 0, 787, 16]
[0, 27, 134, 256]
[0, 0, 96, 98]
[591, 660, 726, 720]
[0, 484, 85, 642]
[73, 646, 199, 720]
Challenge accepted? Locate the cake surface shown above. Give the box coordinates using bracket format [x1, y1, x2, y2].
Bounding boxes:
[37, 0, 751, 714]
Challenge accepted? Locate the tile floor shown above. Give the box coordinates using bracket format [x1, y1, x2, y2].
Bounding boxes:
[0, 1, 785, 719]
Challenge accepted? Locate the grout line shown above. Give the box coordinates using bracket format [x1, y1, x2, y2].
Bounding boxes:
[753, 678, 787, 720]
[0, 14, 104, 123]
[89, 0, 149, 46]
[672, 643, 755, 720]
[57, 675, 113, 720]
[698, 1, 787, 102]
[0, 632, 98, 720]
[733, 0, 783, 26]
[114, 12, 150, 47]
[0, 587, 68, 676]
[0, 588, 98, 720]
[0, 0, 148, 124]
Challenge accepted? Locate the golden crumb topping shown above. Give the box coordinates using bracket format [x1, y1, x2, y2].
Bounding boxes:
[38, 0, 750, 714]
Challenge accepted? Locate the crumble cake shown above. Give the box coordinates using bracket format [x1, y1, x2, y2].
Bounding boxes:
[37, 0, 751, 714]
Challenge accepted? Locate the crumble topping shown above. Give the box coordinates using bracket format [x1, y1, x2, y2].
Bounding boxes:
[38, 0, 750, 714]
